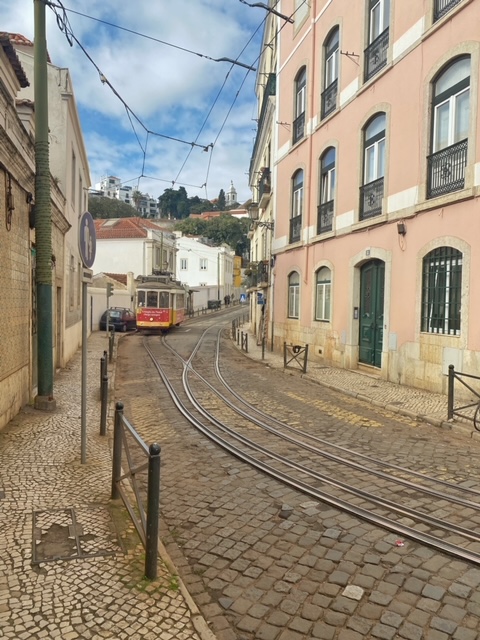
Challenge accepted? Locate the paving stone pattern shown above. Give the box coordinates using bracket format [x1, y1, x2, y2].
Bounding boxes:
[114, 325, 480, 640]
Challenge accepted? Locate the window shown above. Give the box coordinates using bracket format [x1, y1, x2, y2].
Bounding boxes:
[294, 0, 309, 25]
[318, 148, 335, 233]
[200, 258, 208, 270]
[360, 113, 386, 219]
[322, 28, 339, 119]
[69, 255, 74, 308]
[434, 0, 463, 22]
[288, 272, 300, 319]
[147, 291, 158, 307]
[315, 267, 331, 321]
[290, 170, 303, 242]
[427, 56, 470, 198]
[79, 175, 83, 214]
[421, 247, 462, 335]
[293, 67, 306, 144]
[71, 150, 76, 206]
[180, 258, 188, 270]
[364, 0, 389, 81]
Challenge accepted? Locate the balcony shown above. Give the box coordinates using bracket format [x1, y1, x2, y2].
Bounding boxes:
[321, 80, 338, 119]
[364, 28, 389, 82]
[258, 169, 271, 208]
[434, 0, 462, 21]
[359, 177, 384, 220]
[257, 260, 269, 287]
[289, 214, 302, 243]
[293, 112, 305, 145]
[249, 73, 276, 178]
[317, 200, 334, 234]
[427, 138, 467, 199]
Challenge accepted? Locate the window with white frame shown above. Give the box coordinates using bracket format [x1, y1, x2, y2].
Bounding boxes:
[200, 258, 208, 270]
[294, 0, 309, 25]
[288, 271, 300, 319]
[421, 246, 462, 335]
[322, 27, 339, 118]
[318, 148, 335, 233]
[364, 0, 390, 81]
[293, 67, 306, 144]
[427, 56, 470, 198]
[360, 113, 386, 219]
[290, 170, 303, 243]
[180, 258, 188, 270]
[315, 267, 331, 321]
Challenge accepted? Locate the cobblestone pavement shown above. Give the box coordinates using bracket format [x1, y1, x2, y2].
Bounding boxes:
[114, 321, 480, 640]
[0, 332, 215, 640]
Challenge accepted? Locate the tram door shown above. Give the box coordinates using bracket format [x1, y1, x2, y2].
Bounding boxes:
[359, 260, 385, 368]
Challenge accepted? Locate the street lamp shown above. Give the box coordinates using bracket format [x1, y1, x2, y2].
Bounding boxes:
[247, 202, 274, 231]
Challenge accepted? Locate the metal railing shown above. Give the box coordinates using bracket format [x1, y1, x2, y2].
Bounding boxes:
[360, 177, 384, 220]
[283, 343, 309, 374]
[111, 402, 161, 580]
[434, 0, 462, 21]
[289, 214, 302, 243]
[447, 365, 480, 429]
[364, 28, 389, 82]
[249, 73, 276, 178]
[321, 80, 338, 119]
[293, 112, 305, 145]
[427, 139, 467, 199]
[317, 200, 334, 234]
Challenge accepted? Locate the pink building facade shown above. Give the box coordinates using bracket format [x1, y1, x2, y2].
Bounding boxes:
[269, 0, 480, 394]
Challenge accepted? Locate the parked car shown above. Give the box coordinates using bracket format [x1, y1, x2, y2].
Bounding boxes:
[99, 308, 136, 332]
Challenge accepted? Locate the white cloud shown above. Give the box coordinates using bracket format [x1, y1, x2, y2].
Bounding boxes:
[1, 0, 264, 203]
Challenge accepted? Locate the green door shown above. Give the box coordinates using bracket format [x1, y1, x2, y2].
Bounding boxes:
[359, 260, 385, 368]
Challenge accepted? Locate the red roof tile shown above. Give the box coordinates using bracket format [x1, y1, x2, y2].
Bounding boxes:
[0, 33, 29, 88]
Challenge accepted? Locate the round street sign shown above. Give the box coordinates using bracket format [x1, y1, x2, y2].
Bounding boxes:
[79, 211, 96, 268]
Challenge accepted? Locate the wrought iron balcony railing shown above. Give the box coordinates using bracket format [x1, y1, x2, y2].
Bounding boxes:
[293, 112, 305, 145]
[427, 138, 467, 199]
[364, 28, 389, 82]
[434, 0, 462, 21]
[257, 260, 269, 287]
[321, 80, 338, 119]
[289, 214, 302, 243]
[258, 169, 271, 206]
[317, 200, 334, 234]
[359, 177, 384, 220]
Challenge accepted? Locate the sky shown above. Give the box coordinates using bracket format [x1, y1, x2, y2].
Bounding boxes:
[1, 0, 266, 204]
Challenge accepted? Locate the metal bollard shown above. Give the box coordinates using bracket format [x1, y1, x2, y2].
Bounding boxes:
[237, 328, 240, 345]
[111, 402, 124, 500]
[108, 329, 114, 363]
[262, 337, 265, 360]
[145, 443, 161, 580]
[100, 374, 108, 436]
[100, 355, 105, 396]
[447, 364, 454, 420]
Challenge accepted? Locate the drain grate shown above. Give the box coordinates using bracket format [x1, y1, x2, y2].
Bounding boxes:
[32, 506, 121, 564]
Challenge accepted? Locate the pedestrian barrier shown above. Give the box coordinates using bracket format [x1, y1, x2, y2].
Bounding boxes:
[99, 350, 107, 399]
[241, 331, 248, 353]
[100, 374, 108, 436]
[447, 365, 480, 429]
[111, 402, 161, 580]
[283, 343, 309, 374]
[108, 329, 115, 363]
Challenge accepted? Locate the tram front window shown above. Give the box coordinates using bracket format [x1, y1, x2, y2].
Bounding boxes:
[159, 292, 169, 308]
[147, 291, 158, 307]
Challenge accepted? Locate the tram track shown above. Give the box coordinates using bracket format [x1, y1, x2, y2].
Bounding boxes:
[143, 321, 480, 566]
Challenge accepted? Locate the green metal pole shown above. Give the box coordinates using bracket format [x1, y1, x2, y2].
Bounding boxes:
[34, 0, 56, 409]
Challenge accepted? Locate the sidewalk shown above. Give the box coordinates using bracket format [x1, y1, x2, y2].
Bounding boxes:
[235, 323, 477, 438]
[0, 332, 216, 640]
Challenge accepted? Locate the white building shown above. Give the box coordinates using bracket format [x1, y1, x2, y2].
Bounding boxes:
[175, 235, 234, 307]
[94, 176, 158, 217]
[93, 217, 177, 279]
[12, 33, 91, 369]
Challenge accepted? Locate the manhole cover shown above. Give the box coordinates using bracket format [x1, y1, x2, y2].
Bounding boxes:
[32, 506, 121, 564]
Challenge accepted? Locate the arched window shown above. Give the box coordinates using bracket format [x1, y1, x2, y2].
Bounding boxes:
[421, 247, 462, 335]
[290, 170, 303, 242]
[322, 28, 339, 118]
[293, 67, 306, 144]
[427, 56, 470, 198]
[288, 272, 300, 318]
[315, 267, 331, 321]
[360, 113, 386, 219]
[318, 148, 335, 234]
[365, 0, 390, 81]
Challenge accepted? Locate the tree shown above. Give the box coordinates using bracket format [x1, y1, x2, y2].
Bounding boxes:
[88, 195, 136, 219]
[217, 189, 226, 211]
[174, 217, 208, 236]
[175, 214, 250, 256]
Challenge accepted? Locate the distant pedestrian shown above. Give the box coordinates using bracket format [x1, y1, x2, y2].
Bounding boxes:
[224, 295, 229, 307]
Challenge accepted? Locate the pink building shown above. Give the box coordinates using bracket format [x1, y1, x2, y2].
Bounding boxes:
[265, 0, 479, 394]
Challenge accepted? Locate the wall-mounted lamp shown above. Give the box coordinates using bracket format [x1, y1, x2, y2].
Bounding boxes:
[397, 221, 406, 236]
[247, 201, 274, 230]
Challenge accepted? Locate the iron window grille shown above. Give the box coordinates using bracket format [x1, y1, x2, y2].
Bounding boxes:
[421, 247, 462, 335]
[317, 200, 334, 234]
[434, 0, 462, 21]
[293, 112, 305, 144]
[427, 138, 467, 199]
[289, 214, 302, 243]
[364, 28, 389, 82]
[321, 80, 338, 119]
[360, 177, 384, 220]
